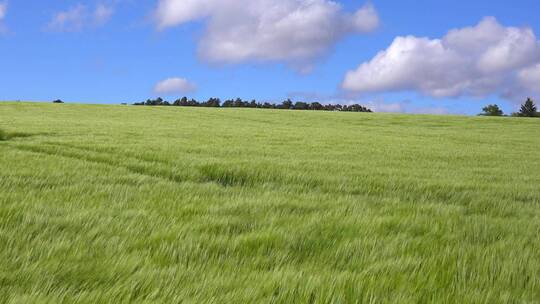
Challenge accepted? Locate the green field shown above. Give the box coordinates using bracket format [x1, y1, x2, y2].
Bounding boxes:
[1, 102, 540, 303]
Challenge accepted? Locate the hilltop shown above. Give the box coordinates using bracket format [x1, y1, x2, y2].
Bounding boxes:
[1, 102, 540, 302]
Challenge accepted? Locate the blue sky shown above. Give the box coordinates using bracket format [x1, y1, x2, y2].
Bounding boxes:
[1, 0, 539, 115]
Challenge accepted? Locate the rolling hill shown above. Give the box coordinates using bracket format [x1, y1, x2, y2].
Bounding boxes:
[1, 102, 540, 303]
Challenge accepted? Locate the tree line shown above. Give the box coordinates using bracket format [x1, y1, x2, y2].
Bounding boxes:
[132, 97, 373, 112]
[51, 96, 538, 117]
[480, 98, 539, 117]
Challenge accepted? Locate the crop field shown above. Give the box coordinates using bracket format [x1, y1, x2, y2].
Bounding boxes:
[1, 102, 540, 303]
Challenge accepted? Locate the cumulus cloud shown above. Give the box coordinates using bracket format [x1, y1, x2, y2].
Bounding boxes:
[342, 17, 540, 102]
[154, 77, 197, 95]
[517, 64, 540, 92]
[154, 0, 379, 68]
[47, 4, 114, 32]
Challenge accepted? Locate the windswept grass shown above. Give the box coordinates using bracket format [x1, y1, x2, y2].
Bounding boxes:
[1, 102, 540, 303]
[0, 128, 34, 141]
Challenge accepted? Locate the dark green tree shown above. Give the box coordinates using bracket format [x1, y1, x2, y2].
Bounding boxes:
[173, 96, 188, 106]
[293, 101, 309, 110]
[190, 99, 200, 106]
[222, 99, 234, 107]
[517, 98, 538, 117]
[281, 99, 293, 109]
[480, 104, 504, 116]
[204, 98, 221, 107]
[310, 102, 323, 111]
[233, 98, 246, 108]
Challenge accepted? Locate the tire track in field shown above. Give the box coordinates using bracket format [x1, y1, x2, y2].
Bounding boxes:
[30, 142, 292, 189]
[9, 141, 474, 203]
[7, 142, 482, 204]
[43, 141, 172, 167]
[8, 142, 301, 190]
[8, 143, 187, 185]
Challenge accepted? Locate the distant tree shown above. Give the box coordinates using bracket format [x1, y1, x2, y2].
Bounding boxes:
[129, 96, 372, 112]
[233, 98, 246, 108]
[310, 102, 323, 111]
[480, 104, 504, 116]
[144, 97, 165, 106]
[222, 99, 234, 107]
[341, 104, 372, 112]
[515, 98, 538, 117]
[281, 99, 293, 109]
[204, 98, 221, 107]
[350, 104, 362, 112]
[52, 99, 64, 104]
[193, 99, 201, 106]
[293, 101, 309, 110]
[173, 96, 188, 106]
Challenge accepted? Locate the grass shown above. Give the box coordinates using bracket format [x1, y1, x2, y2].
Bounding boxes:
[1, 101, 540, 303]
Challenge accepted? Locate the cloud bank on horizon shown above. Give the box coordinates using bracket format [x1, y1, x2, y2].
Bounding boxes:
[154, 0, 379, 70]
[342, 17, 540, 103]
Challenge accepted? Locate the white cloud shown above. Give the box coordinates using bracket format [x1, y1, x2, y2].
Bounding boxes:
[350, 3, 379, 33]
[0, 2, 6, 21]
[342, 17, 540, 102]
[154, 77, 197, 95]
[0, 2, 7, 34]
[94, 4, 114, 26]
[47, 4, 114, 32]
[518, 64, 540, 92]
[47, 4, 86, 32]
[154, 0, 379, 68]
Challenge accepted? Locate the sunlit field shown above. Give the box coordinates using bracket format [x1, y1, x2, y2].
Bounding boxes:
[1, 102, 540, 303]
